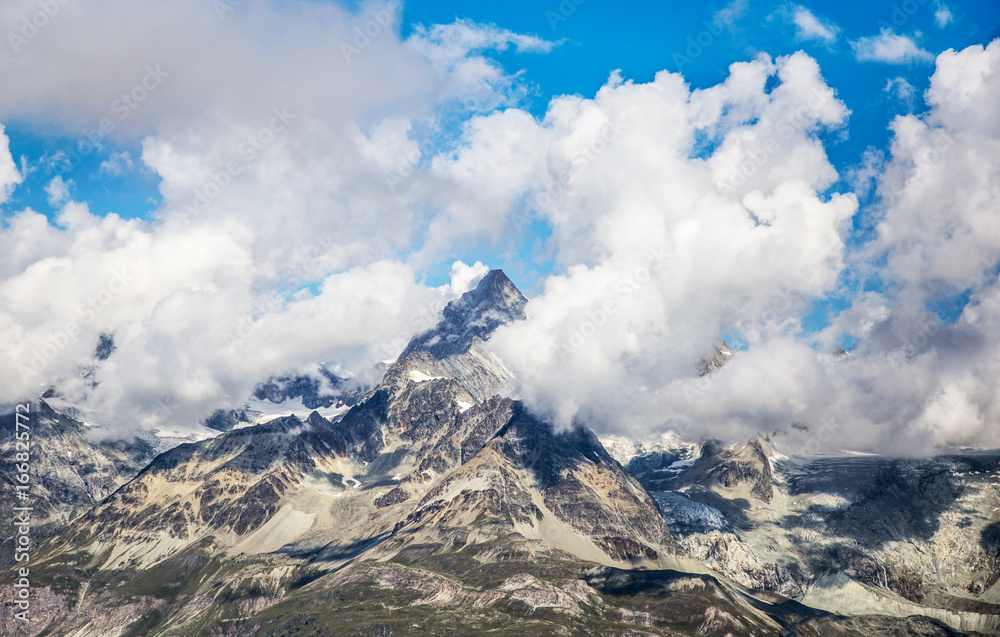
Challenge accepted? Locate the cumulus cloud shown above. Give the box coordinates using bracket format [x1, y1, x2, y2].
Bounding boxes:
[790, 6, 839, 44]
[852, 29, 934, 64]
[934, 2, 955, 27]
[0, 1, 549, 432]
[0, 198, 461, 430]
[84, 258, 446, 430]
[44, 176, 72, 207]
[98, 151, 134, 177]
[446, 260, 490, 296]
[0, 0, 473, 286]
[0, 125, 22, 204]
[781, 39, 1000, 452]
[486, 52, 856, 438]
[482, 40, 1000, 455]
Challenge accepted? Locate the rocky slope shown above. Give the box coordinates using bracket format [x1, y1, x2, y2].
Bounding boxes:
[616, 434, 1000, 635]
[0, 399, 156, 566]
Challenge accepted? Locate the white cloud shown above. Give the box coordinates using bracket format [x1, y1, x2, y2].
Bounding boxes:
[44, 175, 72, 207]
[484, 52, 855, 439]
[99, 151, 134, 177]
[934, 2, 954, 27]
[884, 76, 917, 109]
[691, 39, 1000, 454]
[86, 258, 445, 430]
[791, 6, 838, 44]
[872, 40, 1000, 290]
[852, 29, 934, 63]
[2, 0, 998, 457]
[477, 40, 1000, 455]
[0, 1, 551, 432]
[405, 19, 558, 111]
[821, 39, 1000, 452]
[408, 19, 557, 63]
[712, 0, 749, 35]
[0, 124, 22, 204]
[925, 41, 1000, 137]
[0, 199, 449, 431]
[0, 0, 432, 138]
[446, 260, 490, 296]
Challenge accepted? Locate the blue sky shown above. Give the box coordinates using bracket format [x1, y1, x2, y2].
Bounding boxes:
[409, 0, 998, 327]
[9, 1, 994, 188]
[2, 0, 993, 316]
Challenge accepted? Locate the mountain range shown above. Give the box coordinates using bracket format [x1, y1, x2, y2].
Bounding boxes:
[2, 270, 999, 636]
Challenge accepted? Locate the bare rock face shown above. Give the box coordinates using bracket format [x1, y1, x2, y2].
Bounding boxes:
[392, 401, 676, 563]
[0, 400, 155, 565]
[639, 437, 774, 504]
[400, 269, 527, 361]
[697, 339, 733, 377]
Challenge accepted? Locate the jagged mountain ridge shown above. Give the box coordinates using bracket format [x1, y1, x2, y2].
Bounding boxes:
[202, 365, 368, 431]
[11, 270, 714, 636]
[251, 366, 367, 411]
[69, 269, 673, 566]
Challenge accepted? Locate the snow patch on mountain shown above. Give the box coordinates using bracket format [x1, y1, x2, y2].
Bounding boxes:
[660, 458, 696, 474]
[240, 397, 350, 427]
[407, 370, 448, 383]
[652, 491, 729, 535]
[152, 429, 220, 442]
[600, 432, 696, 466]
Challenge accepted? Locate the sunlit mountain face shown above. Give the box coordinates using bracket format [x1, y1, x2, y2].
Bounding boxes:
[2, 1, 1000, 635]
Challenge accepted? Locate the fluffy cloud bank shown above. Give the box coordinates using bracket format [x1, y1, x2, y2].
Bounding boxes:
[1, 0, 999, 454]
[0, 0, 544, 430]
[852, 29, 934, 64]
[494, 40, 1000, 454]
[486, 51, 858, 442]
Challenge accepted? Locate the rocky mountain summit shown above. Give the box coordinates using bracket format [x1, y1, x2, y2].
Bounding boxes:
[3, 271, 998, 636]
[401, 269, 527, 360]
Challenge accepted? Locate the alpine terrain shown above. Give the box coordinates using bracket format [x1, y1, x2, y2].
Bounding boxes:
[1, 271, 998, 636]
